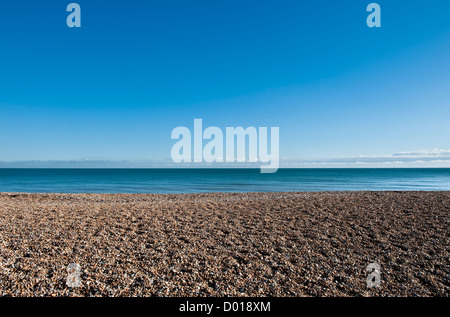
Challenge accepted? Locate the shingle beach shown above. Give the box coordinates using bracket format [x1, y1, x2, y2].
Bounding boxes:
[0, 191, 448, 296]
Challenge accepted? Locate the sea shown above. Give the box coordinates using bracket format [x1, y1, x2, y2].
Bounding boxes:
[0, 168, 449, 193]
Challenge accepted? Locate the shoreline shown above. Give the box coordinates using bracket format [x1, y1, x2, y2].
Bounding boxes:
[0, 191, 448, 296]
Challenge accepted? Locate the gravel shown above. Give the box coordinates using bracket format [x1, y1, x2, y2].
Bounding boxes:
[0, 191, 448, 297]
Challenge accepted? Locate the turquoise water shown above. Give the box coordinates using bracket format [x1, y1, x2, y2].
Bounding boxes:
[0, 168, 449, 193]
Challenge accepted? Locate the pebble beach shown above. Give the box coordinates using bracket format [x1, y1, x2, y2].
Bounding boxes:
[0, 191, 448, 297]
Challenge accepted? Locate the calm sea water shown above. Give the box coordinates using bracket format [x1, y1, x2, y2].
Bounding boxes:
[0, 168, 449, 193]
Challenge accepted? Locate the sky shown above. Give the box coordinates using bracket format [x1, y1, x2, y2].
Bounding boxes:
[0, 0, 449, 167]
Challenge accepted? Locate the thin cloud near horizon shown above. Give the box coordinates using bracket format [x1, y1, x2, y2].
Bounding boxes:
[1, 149, 449, 168]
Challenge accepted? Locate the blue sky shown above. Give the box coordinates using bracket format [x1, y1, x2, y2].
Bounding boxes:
[0, 0, 449, 166]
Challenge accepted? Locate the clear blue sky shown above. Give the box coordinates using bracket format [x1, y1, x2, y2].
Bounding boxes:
[0, 0, 449, 165]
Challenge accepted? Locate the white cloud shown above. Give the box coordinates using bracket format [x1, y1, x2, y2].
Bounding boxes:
[392, 149, 450, 157]
[282, 149, 450, 168]
[1, 149, 450, 168]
